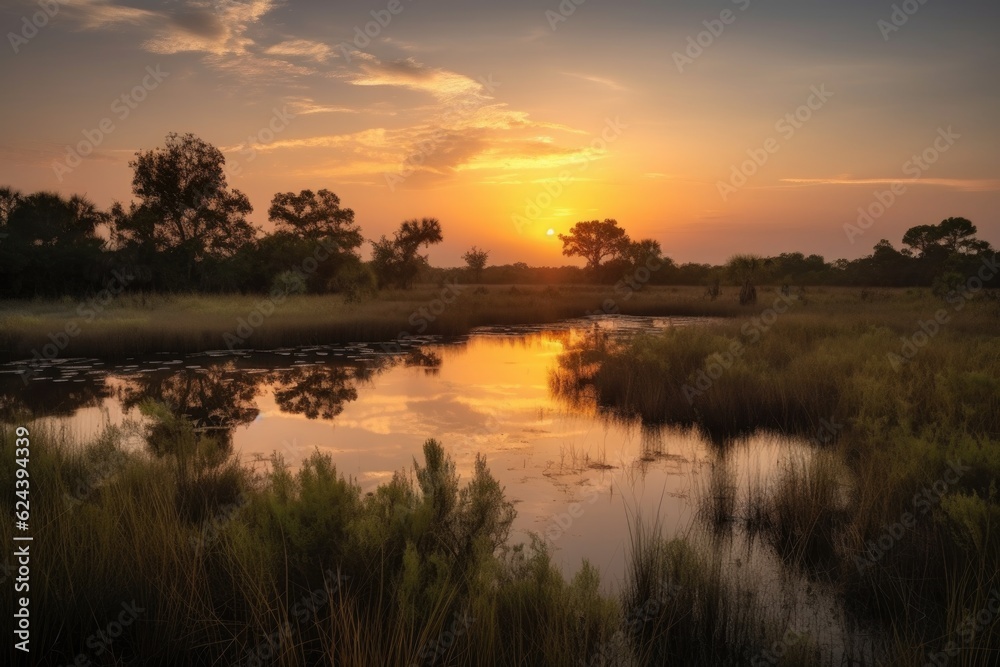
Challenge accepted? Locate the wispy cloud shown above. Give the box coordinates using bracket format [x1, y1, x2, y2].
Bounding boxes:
[779, 177, 1000, 192]
[284, 97, 360, 115]
[561, 72, 628, 92]
[264, 39, 337, 63]
[348, 56, 487, 102]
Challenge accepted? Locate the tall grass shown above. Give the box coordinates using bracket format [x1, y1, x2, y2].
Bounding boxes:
[553, 287, 1000, 663]
[0, 285, 742, 361]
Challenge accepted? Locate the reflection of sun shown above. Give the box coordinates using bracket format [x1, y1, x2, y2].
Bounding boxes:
[546, 229, 555, 237]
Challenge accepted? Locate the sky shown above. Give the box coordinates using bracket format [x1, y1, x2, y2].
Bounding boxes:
[1, 0, 998, 266]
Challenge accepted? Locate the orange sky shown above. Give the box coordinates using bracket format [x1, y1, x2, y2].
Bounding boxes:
[1, 0, 998, 265]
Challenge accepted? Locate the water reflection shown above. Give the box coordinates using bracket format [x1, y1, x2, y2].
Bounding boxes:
[117, 363, 261, 450]
[0, 366, 111, 420]
[0, 317, 809, 577]
[271, 366, 363, 420]
[0, 317, 875, 659]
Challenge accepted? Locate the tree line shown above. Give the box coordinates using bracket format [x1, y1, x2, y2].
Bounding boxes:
[0, 132, 994, 299]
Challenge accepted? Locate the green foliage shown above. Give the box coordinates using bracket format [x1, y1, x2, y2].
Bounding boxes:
[327, 257, 377, 303]
[272, 268, 308, 295]
[371, 218, 443, 289]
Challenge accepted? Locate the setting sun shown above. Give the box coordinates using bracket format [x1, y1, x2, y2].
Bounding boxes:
[2, 3, 1000, 664]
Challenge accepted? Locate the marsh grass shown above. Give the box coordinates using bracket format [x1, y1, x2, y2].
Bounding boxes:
[555, 287, 1000, 662]
[3, 287, 1000, 664]
[0, 419, 644, 666]
[0, 285, 743, 361]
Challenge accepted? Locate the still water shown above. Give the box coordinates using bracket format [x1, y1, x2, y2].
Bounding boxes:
[2, 316, 814, 584]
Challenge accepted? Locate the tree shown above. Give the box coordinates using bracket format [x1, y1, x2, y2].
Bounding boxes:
[370, 218, 444, 289]
[0, 187, 21, 226]
[619, 239, 662, 266]
[111, 133, 256, 285]
[0, 191, 106, 296]
[558, 219, 630, 272]
[937, 217, 986, 255]
[462, 246, 490, 282]
[267, 189, 363, 252]
[726, 254, 771, 305]
[901, 224, 941, 257]
[903, 218, 988, 258]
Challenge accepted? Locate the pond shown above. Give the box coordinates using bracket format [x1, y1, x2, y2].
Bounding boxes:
[0, 315, 807, 571]
[2, 314, 871, 657]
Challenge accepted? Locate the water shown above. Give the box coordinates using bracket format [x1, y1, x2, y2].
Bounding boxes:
[0, 316, 816, 576]
[2, 314, 879, 659]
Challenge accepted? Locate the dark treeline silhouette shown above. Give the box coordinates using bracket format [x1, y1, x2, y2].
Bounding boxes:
[443, 216, 997, 294]
[0, 132, 995, 299]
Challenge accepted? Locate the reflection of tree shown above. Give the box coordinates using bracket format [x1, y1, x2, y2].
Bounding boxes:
[403, 349, 442, 375]
[269, 366, 359, 420]
[0, 373, 112, 421]
[117, 362, 262, 450]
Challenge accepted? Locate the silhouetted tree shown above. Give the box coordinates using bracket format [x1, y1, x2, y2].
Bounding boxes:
[371, 218, 444, 289]
[267, 189, 363, 251]
[110, 133, 256, 287]
[558, 219, 630, 272]
[0, 191, 106, 296]
[269, 366, 361, 419]
[726, 254, 771, 305]
[462, 246, 490, 282]
[118, 363, 261, 453]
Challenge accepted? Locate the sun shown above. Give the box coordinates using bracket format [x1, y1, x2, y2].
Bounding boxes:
[546, 228, 555, 237]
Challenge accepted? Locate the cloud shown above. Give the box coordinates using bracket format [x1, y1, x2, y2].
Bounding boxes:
[283, 97, 359, 115]
[349, 56, 488, 102]
[63, 0, 284, 69]
[265, 39, 336, 63]
[170, 8, 227, 39]
[779, 177, 1000, 192]
[561, 72, 628, 92]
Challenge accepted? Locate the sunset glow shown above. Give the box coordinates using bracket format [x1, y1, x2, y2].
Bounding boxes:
[1, 0, 997, 266]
